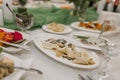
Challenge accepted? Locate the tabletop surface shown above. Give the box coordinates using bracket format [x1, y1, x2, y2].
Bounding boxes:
[1, 1, 120, 80]
[14, 28, 120, 80]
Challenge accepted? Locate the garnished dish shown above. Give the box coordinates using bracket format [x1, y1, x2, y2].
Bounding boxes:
[0, 52, 33, 80]
[71, 21, 119, 35]
[0, 28, 30, 53]
[12, 0, 19, 6]
[33, 33, 100, 69]
[70, 31, 109, 50]
[42, 22, 72, 34]
[0, 0, 19, 6]
[47, 22, 65, 32]
[79, 21, 114, 31]
[0, 57, 14, 80]
[42, 38, 95, 65]
[0, 29, 23, 46]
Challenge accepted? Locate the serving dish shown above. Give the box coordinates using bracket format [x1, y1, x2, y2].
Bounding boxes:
[70, 31, 110, 51]
[0, 52, 33, 80]
[71, 22, 119, 35]
[42, 23, 72, 34]
[0, 28, 30, 54]
[33, 33, 100, 69]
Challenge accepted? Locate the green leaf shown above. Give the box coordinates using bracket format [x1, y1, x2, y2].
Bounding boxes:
[74, 35, 89, 39]
[0, 47, 3, 54]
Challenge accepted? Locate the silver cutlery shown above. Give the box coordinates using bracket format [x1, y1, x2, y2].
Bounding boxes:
[0, 40, 30, 51]
[98, 20, 110, 39]
[78, 74, 94, 80]
[87, 75, 93, 80]
[0, 65, 43, 75]
[78, 74, 86, 80]
[98, 22, 106, 39]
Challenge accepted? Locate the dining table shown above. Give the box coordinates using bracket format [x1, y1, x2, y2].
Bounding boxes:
[9, 27, 119, 80]
[0, 0, 120, 80]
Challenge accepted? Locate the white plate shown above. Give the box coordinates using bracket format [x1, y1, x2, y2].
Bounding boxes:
[51, 0, 67, 3]
[70, 31, 110, 51]
[0, 52, 33, 80]
[0, 28, 30, 54]
[33, 33, 100, 69]
[42, 24, 72, 34]
[71, 22, 119, 35]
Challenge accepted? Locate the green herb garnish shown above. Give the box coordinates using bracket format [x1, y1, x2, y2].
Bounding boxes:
[0, 47, 3, 53]
[74, 35, 89, 39]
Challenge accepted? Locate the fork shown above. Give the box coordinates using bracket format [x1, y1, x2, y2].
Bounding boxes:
[0, 65, 43, 75]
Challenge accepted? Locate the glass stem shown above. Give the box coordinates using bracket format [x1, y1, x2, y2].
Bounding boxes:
[98, 55, 110, 78]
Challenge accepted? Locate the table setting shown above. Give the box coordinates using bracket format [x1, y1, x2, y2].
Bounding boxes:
[0, 0, 120, 80]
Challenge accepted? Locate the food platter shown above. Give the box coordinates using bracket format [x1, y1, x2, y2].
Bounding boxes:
[42, 23, 72, 34]
[71, 22, 119, 35]
[33, 33, 100, 69]
[70, 31, 110, 51]
[0, 28, 30, 54]
[0, 52, 33, 80]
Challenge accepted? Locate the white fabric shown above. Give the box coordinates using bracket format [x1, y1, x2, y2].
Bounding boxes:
[116, 4, 120, 12]
[97, 0, 114, 14]
[2, 0, 13, 21]
[98, 11, 120, 26]
[12, 28, 119, 80]
[0, 9, 4, 26]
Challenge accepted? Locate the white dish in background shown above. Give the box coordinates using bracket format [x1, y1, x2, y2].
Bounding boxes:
[71, 22, 119, 36]
[0, 52, 33, 80]
[51, 0, 67, 3]
[33, 33, 100, 69]
[0, 28, 30, 54]
[70, 31, 110, 51]
[42, 24, 72, 34]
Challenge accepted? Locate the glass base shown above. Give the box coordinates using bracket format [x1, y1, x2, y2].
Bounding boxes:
[90, 69, 114, 80]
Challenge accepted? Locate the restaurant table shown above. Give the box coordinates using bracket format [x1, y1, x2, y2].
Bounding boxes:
[13, 28, 120, 80]
[1, 1, 120, 80]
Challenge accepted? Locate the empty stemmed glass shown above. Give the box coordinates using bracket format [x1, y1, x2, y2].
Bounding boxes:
[15, 14, 34, 34]
[90, 39, 119, 80]
[90, 16, 119, 80]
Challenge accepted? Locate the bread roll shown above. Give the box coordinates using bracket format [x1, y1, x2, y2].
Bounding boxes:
[1, 57, 14, 73]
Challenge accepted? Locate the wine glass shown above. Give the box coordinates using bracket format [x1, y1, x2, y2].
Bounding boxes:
[15, 15, 34, 34]
[90, 40, 119, 80]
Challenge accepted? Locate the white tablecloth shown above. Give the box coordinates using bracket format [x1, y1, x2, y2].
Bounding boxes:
[1, 1, 120, 80]
[15, 28, 120, 80]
